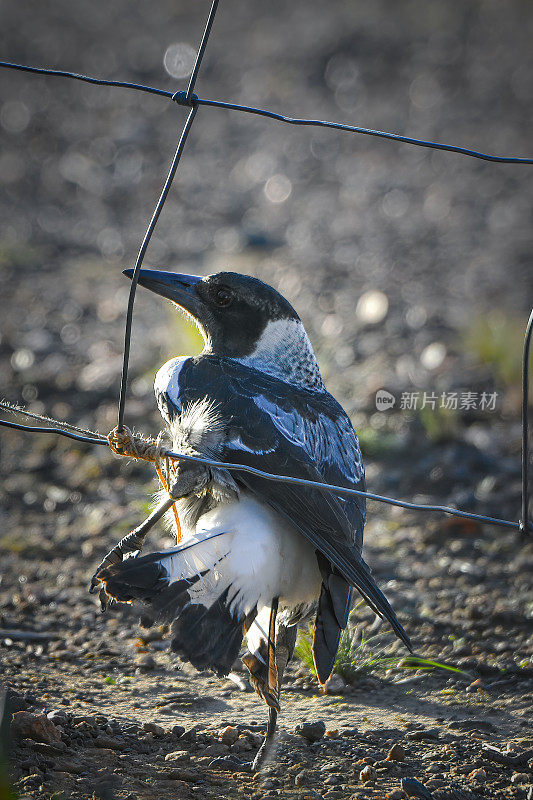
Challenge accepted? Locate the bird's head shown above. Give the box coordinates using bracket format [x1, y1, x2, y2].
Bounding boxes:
[124, 268, 323, 389]
[124, 268, 300, 357]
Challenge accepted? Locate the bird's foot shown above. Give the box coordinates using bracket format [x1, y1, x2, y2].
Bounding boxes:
[251, 737, 276, 773]
[251, 706, 278, 773]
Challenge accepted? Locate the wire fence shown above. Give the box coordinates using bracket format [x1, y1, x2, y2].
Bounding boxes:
[0, 0, 531, 536]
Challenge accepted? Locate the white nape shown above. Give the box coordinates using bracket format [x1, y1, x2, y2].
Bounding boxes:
[237, 318, 325, 392]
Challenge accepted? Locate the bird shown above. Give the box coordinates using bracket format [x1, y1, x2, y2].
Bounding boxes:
[94, 268, 411, 770]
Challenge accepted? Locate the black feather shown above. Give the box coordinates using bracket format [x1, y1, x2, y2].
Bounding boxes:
[171, 588, 253, 677]
[313, 583, 342, 684]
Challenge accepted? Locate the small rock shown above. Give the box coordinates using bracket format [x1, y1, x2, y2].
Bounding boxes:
[295, 769, 307, 786]
[11, 712, 62, 744]
[386, 744, 406, 762]
[386, 791, 407, 800]
[448, 719, 496, 733]
[202, 742, 230, 757]
[466, 678, 485, 693]
[323, 674, 347, 695]
[511, 773, 530, 785]
[47, 710, 70, 726]
[219, 725, 239, 746]
[359, 765, 376, 783]
[406, 729, 439, 742]
[166, 768, 197, 782]
[94, 735, 127, 751]
[424, 779, 445, 791]
[142, 721, 164, 736]
[171, 725, 185, 738]
[31, 741, 67, 756]
[209, 755, 249, 772]
[401, 777, 434, 799]
[6, 689, 29, 713]
[164, 751, 190, 763]
[136, 654, 156, 672]
[325, 729, 339, 738]
[294, 721, 326, 742]
[324, 774, 342, 785]
[468, 768, 487, 782]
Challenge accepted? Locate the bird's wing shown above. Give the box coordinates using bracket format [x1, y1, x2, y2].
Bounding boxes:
[162, 355, 410, 651]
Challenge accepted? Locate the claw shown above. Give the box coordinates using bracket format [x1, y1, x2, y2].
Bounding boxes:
[99, 587, 111, 612]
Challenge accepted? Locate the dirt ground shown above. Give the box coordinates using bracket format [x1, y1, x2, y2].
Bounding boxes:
[1, 1, 532, 799]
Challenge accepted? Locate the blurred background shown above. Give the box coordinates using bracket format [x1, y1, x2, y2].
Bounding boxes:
[1, 0, 532, 733]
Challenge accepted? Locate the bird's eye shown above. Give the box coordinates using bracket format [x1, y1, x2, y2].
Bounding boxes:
[214, 287, 232, 307]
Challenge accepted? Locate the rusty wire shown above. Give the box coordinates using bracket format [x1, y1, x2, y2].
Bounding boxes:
[0, 0, 531, 535]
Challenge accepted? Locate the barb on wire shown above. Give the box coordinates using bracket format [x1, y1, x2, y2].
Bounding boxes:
[1, 60, 533, 165]
[117, 0, 220, 431]
[0, 413, 524, 532]
[0, 400, 106, 440]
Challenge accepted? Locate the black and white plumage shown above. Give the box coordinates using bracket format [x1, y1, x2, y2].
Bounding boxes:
[100, 269, 411, 766]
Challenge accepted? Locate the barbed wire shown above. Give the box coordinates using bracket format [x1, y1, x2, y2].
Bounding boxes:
[0, 0, 531, 535]
[2, 61, 533, 166]
[0, 414, 523, 532]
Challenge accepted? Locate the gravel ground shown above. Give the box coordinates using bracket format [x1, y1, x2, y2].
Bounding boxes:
[1, 1, 532, 799]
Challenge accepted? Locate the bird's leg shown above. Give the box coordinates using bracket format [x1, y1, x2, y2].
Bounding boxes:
[252, 621, 297, 771]
[89, 497, 175, 609]
[168, 460, 211, 502]
[250, 599, 299, 773]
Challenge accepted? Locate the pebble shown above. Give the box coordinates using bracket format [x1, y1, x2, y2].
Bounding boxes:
[511, 773, 530, 785]
[164, 751, 190, 763]
[11, 712, 62, 744]
[93, 735, 127, 751]
[46, 710, 70, 725]
[401, 777, 434, 799]
[466, 678, 486, 693]
[386, 744, 406, 762]
[219, 725, 239, 745]
[468, 768, 487, 782]
[295, 769, 307, 786]
[166, 768, 197, 782]
[208, 755, 249, 772]
[386, 791, 407, 800]
[171, 724, 185, 738]
[324, 774, 342, 785]
[294, 721, 326, 742]
[406, 729, 439, 742]
[136, 654, 156, 672]
[202, 742, 230, 757]
[142, 721, 164, 736]
[359, 765, 376, 783]
[322, 674, 347, 695]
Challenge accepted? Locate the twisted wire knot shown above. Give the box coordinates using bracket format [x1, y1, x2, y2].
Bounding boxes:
[172, 90, 199, 107]
[107, 425, 167, 463]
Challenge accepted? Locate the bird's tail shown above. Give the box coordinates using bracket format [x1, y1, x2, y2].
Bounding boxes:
[99, 531, 257, 676]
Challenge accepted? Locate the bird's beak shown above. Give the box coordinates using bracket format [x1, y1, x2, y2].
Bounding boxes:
[123, 268, 203, 316]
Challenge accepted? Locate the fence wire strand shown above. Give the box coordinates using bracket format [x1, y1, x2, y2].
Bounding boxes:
[0, 0, 531, 535]
[2, 59, 533, 165]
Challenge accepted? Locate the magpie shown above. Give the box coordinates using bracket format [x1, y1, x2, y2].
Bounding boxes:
[96, 268, 411, 769]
